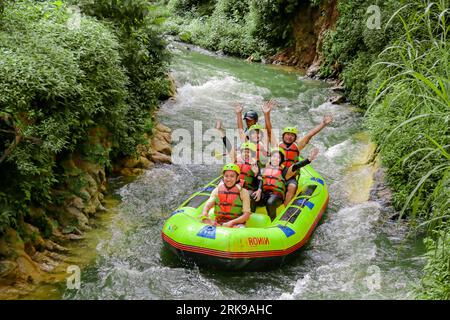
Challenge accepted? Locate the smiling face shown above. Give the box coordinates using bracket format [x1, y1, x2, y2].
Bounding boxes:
[270, 152, 281, 167]
[249, 130, 260, 142]
[223, 170, 239, 188]
[242, 149, 251, 161]
[283, 132, 296, 144]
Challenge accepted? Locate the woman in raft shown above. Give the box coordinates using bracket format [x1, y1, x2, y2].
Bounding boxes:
[256, 147, 320, 221]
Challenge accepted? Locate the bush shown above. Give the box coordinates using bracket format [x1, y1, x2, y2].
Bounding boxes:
[364, 0, 449, 299]
[0, 0, 170, 234]
[74, 0, 171, 156]
[320, 0, 401, 106]
[161, 0, 301, 58]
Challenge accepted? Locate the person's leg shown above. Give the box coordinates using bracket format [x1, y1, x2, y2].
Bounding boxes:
[284, 177, 298, 206]
[247, 189, 257, 212]
[266, 194, 282, 221]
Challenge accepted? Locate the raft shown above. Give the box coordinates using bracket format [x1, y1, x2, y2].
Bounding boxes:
[161, 161, 329, 270]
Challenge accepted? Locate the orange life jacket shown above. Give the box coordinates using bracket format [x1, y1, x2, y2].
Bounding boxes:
[214, 183, 243, 224]
[262, 166, 286, 199]
[236, 158, 257, 191]
[279, 142, 300, 167]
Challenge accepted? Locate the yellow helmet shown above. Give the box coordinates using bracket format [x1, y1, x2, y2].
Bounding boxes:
[248, 123, 263, 135]
[222, 163, 240, 175]
[282, 126, 298, 137]
[240, 142, 257, 153]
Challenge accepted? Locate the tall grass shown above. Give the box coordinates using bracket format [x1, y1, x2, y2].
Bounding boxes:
[366, 0, 449, 298]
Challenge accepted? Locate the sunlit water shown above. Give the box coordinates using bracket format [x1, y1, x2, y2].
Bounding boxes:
[33, 43, 426, 300]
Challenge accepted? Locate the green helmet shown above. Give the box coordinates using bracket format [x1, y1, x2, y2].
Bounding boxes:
[222, 163, 240, 175]
[282, 126, 298, 137]
[240, 142, 257, 153]
[248, 123, 263, 134]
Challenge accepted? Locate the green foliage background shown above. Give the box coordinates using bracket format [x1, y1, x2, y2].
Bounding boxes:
[162, 0, 304, 60]
[0, 0, 169, 235]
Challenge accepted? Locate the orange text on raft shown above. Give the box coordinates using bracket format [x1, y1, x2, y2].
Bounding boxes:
[247, 237, 270, 247]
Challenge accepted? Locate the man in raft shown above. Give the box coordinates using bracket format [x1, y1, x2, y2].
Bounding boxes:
[265, 107, 333, 206]
[256, 147, 319, 221]
[201, 164, 251, 228]
[247, 123, 269, 165]
[234, 99, 275, 143]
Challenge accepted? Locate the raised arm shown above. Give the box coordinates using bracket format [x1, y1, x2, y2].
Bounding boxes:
[216, 120, 237, 163]
[234, 103, 246, 142]
[261, 99, 277, 147]
[297, 114, 333, 148]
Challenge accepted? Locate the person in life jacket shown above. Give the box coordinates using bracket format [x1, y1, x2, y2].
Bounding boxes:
[264, 106, 333, 206]
[248, 123, 269, 165]
[216, 120, 260, 211]
[201, 163, 251, 228]
[254, 147, 320, 221]
[234, 100, 275, 143]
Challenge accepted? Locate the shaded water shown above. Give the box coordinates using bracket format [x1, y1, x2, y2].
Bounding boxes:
[35, 43, 426, 299]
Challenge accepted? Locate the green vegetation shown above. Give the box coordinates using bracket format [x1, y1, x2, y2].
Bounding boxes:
[0, 0, 169, 236]
[322, 0, 449, 299]
[365, 1, 449, 299]
[161, 0, 305, 60]
[320, 0, 402, 105]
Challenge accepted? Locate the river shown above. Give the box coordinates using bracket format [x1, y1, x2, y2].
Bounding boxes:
[26, 43, 425, 300]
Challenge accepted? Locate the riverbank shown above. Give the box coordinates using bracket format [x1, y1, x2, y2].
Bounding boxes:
[0, 120, 174, 300]
[0, 0, 173, 297]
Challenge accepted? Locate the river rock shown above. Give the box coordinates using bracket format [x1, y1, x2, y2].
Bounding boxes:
[0, 261, 18, 281]
[151, 151, 172, 164]
[65, 207, 89, 230]
[44, 240, 69, 253]
[120, 168, 145, 176]
[329, 95, 346, 104]
[31, 251, 59, 272]
[330, 83, 345, 93]
[151, 135, 172, 156]
[68, 196, 85, 211]
[64, 233, 85, 241]
[98, 192, 104, 203]
[138, 156, 154, 169]
[155, 123, 172, 135]
[121, 156, 141, 169]
[16, 252, 43, 283]
[306, 58, 321, 77]
[168, 74, 177, 97]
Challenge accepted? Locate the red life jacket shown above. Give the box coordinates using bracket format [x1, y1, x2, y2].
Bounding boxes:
[214, 183, 243, 224]
[279, 142, 300, 167]
[236, 158, 257, 191]
[262, 166, 286, 199]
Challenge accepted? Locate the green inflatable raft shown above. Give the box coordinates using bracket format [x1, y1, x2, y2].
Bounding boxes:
[162, 162, 329, 270]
